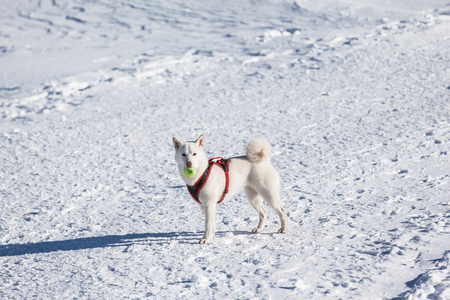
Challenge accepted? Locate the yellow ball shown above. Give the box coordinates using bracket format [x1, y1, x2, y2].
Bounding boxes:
[183, 167, 197, 178]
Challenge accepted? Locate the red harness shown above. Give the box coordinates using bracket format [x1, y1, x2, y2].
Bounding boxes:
[186, 157, 230, 204]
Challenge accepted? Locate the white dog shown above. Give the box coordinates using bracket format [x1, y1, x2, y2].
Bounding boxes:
[173, 134, 287, 244]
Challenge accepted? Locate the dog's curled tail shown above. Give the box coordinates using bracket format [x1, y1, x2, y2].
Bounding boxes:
[246, 137, 272, 164]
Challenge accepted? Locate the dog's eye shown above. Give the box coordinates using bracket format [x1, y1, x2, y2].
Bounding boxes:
[182, 153, 186, 157]
[193, 153, 197, 156]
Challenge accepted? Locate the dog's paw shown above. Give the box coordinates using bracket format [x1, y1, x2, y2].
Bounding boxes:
[251, 228, 263, 234]
[198, 239, 208, 244]
[278, 228, 287, 234]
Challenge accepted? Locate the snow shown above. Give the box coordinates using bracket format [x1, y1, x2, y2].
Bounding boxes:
[1, 0, 450, 298]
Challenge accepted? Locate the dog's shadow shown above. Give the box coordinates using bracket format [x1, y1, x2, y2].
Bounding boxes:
[0, 231, 251, 257]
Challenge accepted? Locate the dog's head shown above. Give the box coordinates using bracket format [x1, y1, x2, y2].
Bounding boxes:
[173, 134, 208, 180]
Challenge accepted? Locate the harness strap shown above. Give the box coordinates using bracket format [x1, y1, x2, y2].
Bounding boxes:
[186, 157, 230, 204]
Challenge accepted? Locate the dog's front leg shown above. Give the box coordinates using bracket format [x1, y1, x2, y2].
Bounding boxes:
[199, 202, 216, 244]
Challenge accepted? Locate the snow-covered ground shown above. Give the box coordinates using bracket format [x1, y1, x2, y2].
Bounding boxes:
[1, 0, 450, 298]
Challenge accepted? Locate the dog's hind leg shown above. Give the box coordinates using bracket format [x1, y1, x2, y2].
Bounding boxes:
[244, 186, 268, 234]
[259, 186, 288, 234]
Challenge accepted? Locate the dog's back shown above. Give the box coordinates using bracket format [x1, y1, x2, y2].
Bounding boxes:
[227, 138, 280, 203]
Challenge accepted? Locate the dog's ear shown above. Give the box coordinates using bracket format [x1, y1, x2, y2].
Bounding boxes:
[195, 134, 205, 148]
[173, 137, 183, 150]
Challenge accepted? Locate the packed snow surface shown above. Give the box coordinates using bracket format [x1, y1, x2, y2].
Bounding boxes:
[1, 0, 450, 299]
